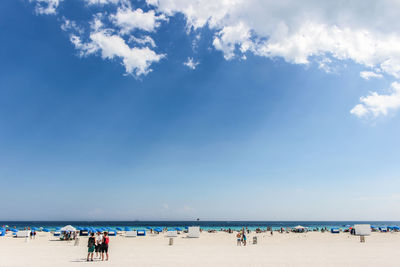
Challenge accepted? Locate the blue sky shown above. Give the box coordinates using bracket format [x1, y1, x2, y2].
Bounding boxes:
[1, 0, 400, 220]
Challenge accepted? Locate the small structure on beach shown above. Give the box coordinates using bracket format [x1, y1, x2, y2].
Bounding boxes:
[187, 226, 200, 238]
[125, 231, 137, 237]
[167, 230, 178, 237]
[354, 224, 371, 242]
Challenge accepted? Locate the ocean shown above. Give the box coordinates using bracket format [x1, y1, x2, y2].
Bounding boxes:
[1, 221, 398, 231]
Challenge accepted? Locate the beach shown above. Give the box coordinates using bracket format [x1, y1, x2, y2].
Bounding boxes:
[0, 231, 399, 267]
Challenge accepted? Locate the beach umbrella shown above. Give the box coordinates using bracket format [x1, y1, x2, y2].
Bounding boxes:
[146, 227, 152, 230]
[116, 227, 123, 231]
[175, 227, 182, 231]
[11, 229, 18, 232]
[60, 225, 76, 232]
[154, 227, 162, 233]
[124, 227, 131, 231]
[42, 228, 50, 232]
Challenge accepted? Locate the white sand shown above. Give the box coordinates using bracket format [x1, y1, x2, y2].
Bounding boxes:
[0, 231, 399, 266]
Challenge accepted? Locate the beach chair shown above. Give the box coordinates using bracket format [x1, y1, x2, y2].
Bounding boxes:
[108, 230, 117, 236]
[330, 228, 340, 234]
[137, 230, 146, 236]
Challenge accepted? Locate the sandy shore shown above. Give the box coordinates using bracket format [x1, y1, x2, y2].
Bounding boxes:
[0, 231, 399, 266]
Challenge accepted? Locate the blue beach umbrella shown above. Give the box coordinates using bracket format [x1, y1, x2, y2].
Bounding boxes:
[116, 227, 122, 231]
[175, 227, 182, 231]
[124, 227, 131, 231]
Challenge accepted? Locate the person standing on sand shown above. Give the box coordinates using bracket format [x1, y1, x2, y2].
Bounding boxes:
[101, 232, 109, 261]
[87, 233, 96, 262]
[236, 233, 241, 246]
[243, 233, 247, 246]
[95, 232, 103, 259]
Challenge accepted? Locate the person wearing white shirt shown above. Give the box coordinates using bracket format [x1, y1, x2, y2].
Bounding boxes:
[95, 232, 103, 258]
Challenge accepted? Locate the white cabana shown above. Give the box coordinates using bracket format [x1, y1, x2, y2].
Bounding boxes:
[125, 231, 137, 237]
[294, 225, 305, 229]
[167, 230, 178, 237]
[15, 231, 30, 238]
[60, 225, 76, 232]
[187, 226, 200, 238]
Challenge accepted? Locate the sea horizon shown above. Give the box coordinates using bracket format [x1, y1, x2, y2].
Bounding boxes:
[2, 220, 399, 231]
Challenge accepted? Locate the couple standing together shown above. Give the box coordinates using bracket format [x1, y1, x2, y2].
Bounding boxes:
[87, 232, 109, 261]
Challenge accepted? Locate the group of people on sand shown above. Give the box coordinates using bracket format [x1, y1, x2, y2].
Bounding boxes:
[87, 232, 109, 262]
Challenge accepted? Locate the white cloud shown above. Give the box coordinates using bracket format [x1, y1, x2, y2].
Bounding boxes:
[61, 18, 83, 34]
[128, 36, 156, 47]
[183, 57, 199, 70]
[110, 7, 166, 34]
[360, 71, 383, 80]
[29, 0, 61, 15]
[74, 30, 164, 76]
[84, 0, 123, 5]
[213, 22, 252, 60]
[149, 0, 400, 78]
[351, 82, 400, 118]
[69, 15, 164, 77]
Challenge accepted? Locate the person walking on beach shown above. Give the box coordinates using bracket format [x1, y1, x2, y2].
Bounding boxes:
[95, 232, 103, 259]
[243, 233, 247, 246]
[87, 233, 96, 262]
[101, 232, 109, 261]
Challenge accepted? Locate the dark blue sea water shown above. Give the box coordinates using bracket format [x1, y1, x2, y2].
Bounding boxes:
[1, 221, 399, 231]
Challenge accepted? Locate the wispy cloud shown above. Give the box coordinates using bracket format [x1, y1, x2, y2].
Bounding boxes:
[29, 0, 61, 15]
[360, 71, 383, 80]
[183, 57, 199, 70]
